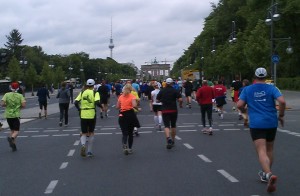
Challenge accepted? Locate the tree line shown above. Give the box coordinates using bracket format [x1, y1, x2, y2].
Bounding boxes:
[171, 0, 300, 90]
[0, 29, 137, 92]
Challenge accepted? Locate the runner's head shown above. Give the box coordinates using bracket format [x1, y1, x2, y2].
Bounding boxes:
[11, 82, 19, 92]
[166, 78, 173, 86]
[255, 67, 267, 80]
[86, 79, 95, 88]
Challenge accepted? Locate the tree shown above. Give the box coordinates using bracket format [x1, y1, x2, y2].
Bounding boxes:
[25, 65, 38, 96]
[4, 29, 23, 56]
[7, 56, 22, 82]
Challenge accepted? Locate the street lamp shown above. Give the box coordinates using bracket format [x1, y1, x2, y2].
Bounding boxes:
[68, 66, 73, 80]
[265, 0, 293, 85]
[19, 48, 28, 97]
[211, 37, 216, 53]
[229, 21, 237, 43]
[199, 47, 204, 81]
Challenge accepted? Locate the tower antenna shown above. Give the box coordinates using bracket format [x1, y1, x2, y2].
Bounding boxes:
[108, 17, 114, 59]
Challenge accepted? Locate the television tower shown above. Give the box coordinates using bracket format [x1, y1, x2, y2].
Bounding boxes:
[108, 17, 114, 59]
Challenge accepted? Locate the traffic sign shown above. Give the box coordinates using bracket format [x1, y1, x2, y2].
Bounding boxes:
[272, 55, 280, 63]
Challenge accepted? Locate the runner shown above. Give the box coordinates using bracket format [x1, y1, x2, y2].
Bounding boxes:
[116, 83, 140, 155]
[213, 80, 227, 119]
[156, 78, 183, 149]
[238, 79, 250, 127]
[36, 83, 50, 119]
[56, 82, 70, 127]
[183, 79, 193, 108]
[1, 82, 26, 151]
[151, 82, 162, 131]
[97, 80, 109, 118]
[74, 79, 101, 157]
[196, 80, 215, 135]
[231, 75, 243, 119]
[237, 67, 286, 193]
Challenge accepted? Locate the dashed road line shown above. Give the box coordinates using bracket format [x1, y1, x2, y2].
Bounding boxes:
[24, 130, 39, 133]
[74, 140, 80, 146]
[53, 134, 69, 137]
[44, 180, 58, 194]
[67, 149, 75, 157]
[183, 143, 194, 149]
[179, 130, 197, 132]
[32, 135, 49, 137]
[44, 130, 59, 132]
[197, 154, 212, 163]
[175, 135, 182, 140]
[59, 162, 68, 169]
[217, 169, 239, 182]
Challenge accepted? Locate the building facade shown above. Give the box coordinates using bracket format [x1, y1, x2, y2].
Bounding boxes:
[141, 62, 170, 81]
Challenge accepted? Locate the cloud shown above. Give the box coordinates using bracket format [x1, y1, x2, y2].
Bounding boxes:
[0, 0, 217, 68]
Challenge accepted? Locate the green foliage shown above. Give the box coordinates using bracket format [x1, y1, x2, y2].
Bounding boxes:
[277, 77, 300, 90]
[172, 0, 300, 85]
[7, 56, 22, 82]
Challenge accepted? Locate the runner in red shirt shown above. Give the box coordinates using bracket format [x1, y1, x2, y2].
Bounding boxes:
[196, 80, 215, 135]
[213, 81, 227, 119]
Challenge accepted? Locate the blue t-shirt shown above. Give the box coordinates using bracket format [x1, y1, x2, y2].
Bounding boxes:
[239, 83, 282, 129]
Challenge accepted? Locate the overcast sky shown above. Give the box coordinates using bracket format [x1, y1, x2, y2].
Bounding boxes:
[0, 0, 218, 68]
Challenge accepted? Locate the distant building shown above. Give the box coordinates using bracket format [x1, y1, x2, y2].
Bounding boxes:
[141, 59, 171, 81]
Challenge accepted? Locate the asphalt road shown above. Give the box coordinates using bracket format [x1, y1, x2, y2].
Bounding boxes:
[0, 91, 300, 196]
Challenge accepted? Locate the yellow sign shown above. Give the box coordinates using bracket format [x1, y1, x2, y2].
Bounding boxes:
[181, 69, 199, 80]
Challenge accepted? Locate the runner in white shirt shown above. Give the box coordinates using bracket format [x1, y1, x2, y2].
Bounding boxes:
[151, 82, 163, 131]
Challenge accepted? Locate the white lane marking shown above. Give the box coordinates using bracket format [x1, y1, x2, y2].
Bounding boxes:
[217, 169, 239, 182]
[44, 180, 58, 194]
[179, 130, 197, 132]
[74, 140, 80, 146]
[178, 125, 195, 128]
[94, 133, 113, 135]
[59, 162, 68, 169]
[101, 128, 116, 130]
[72, 134, 80, 136]
[16, 136, 28, 138]
[138, 131, 152, 134]
[115, 132, 122, 135]
[32, 135, 49, 137]
[197, 154, 212, 163]
[141, 127, 156, 129]
[44, 130, 59, 132]
[224, 129, 241, 131]
[24, 130, 39, 133]
[67, 149, 75, 157]
[183, 143, 194, 149]
[175, 136, 182, 140]
[219, 124, 234, 126]
[62, 129, 78, 132]
[53, 134, 69, 137]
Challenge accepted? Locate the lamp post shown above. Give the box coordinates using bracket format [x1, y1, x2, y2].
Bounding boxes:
[229, 21, 237, 43]
[265, 0, 293, 85]
[19, 48, 27, 97]
[68, 66, 73, 80]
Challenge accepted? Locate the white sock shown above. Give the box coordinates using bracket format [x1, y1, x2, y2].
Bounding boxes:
[87, 136, 94, 153]
[154, 116, 158, 125]
[158, 115, 162, 125]
[80, 135, 87, 146]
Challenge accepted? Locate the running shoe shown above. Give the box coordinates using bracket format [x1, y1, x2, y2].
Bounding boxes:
[12, 143, 17, 152]
[123, 145, 129, 155]
[166, 138, 173, 149]
[266, 173, 277, 193]
[64, 124, 68, 127]
[238, 115, 243, 120]
[232, 106, 236, 111]
[39, 112, 41, 119]
[7, 137, 13, 148]
[87, 152, 94, 157]
[80, 145, 86, 157]
[128, 149, 133, 154]
[258, 170, 268, 183]
[208, 127, 213, 135]
[202, 128, 208, 134]
[158, 125, 162, 131]
[220, 114, 224, 119]
[189, 104, 191, 109]
[59, 122, 62, 127]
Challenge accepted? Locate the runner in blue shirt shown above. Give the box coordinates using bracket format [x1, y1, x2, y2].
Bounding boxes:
[237, 67, 286, 193]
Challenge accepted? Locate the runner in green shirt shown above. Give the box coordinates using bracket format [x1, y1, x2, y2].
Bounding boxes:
[1, 82, 26, 152]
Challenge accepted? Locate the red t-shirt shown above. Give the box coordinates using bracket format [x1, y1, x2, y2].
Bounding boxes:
[196, 85, 215, 105]
[213, 84, 226, 97]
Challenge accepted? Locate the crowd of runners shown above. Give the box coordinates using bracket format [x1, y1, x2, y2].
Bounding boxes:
[1, 67, 285, 193]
